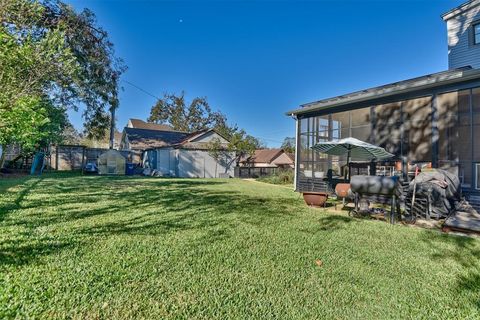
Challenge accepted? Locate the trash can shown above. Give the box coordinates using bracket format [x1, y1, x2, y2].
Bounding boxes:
[125, 163, 135, 175]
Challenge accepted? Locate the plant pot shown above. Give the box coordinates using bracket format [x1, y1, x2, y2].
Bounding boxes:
[335, 183, 351, 198]
[302, 192, 328, 208]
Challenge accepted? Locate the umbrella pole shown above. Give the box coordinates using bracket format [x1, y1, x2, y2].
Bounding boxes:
[345, 148, 351, 182]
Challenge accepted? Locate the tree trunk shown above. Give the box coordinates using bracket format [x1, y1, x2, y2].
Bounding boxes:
[0, 144, 6, 170]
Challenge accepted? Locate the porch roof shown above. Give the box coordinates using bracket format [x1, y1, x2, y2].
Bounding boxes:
[286, 67, 480, 116]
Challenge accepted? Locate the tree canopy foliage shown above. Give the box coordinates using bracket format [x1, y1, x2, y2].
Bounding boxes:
[0, 0, 125, 166]
[281, 137, 295, 154]
[149, 92, 261, 164]
[148, 92, 227, 133]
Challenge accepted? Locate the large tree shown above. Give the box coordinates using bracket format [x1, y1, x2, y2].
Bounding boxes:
[0, 0, 125, 165]
[0, 95, 68, 167]
[148, 92, 227, 132]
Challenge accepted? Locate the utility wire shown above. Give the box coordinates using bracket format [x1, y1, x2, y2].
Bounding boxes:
[122, 79, 291, 145]
[122, 80, 161, 100]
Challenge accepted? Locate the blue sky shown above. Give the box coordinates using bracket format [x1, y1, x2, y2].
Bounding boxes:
[67, 0, 462, 147]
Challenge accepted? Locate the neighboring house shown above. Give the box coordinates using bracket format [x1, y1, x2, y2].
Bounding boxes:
[240, 149, 294, 169]
[127, 118, 175, 131]
[287, 0, 480, 200]
[237, 148, 294, 178]
[120, 119, 235, 177]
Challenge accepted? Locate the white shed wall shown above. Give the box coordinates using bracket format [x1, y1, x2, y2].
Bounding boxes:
[177, 150, 234, 178]
[146, 148, 235, 178]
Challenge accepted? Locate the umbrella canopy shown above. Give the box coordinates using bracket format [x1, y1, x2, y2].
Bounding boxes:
[311, 137, 394, 161]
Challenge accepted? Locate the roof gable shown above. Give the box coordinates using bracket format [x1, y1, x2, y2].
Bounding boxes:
[127, 118, 175, 131]
[187, 130, 229, 144]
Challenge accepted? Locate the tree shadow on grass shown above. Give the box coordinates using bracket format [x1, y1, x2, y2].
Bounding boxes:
[76, 185, 297, 237]
[0, 177, 41, 222]
[0, 238, 73, 267]
[299, 214, 357, 234]
[420, 231, 480, 310]
[0, 176, 297, 267]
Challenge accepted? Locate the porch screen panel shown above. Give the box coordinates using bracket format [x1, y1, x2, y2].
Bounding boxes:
[313, 117, 329, 178]
[299, 118, 311, 178]
[331, 111, 350, 140]
[350, 107, 373, 160]
[373, 102, 402, 157]
[438, 91, 459, 172]
[473, 88, 480, 190]
[331, 111, 350, 176]
[457, 89, 472, 187]
[403, 97, 432, 162]
[298, 115, 329, 181]
[473, 88, 480, 163]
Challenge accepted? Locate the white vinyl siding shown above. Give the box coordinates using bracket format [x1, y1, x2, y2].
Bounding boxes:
[445, 4, 480, 69]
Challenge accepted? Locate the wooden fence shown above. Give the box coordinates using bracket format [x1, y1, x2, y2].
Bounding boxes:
[52, 145, 136, 171]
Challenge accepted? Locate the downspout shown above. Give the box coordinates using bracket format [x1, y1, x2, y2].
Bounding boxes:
[293, 114, 299, 191]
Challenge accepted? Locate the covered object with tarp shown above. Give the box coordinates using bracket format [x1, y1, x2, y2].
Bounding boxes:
[98, 149, 126, 175]
[408, 169, 461, 218]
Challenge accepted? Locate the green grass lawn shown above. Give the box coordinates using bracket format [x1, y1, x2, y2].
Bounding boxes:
[1, 173, 480, 319]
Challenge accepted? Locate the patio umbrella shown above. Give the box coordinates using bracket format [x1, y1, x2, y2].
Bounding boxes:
[311, 137, 394, 179]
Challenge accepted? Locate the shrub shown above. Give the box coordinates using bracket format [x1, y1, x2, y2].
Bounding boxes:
[257, 169, 294, 185]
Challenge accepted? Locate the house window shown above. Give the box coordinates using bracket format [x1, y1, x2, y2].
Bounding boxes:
[474, 23, 480, 45]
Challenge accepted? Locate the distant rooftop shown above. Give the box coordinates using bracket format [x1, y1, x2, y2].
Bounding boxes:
[127, 118, 175, 131]
[286, 67, 480, 116]
[241, 149, 285, 164]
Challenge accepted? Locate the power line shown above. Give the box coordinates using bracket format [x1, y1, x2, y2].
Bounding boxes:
[122, 80, 161, 100]
[255, 136, 285, 143]
[121, 80, 292, 145]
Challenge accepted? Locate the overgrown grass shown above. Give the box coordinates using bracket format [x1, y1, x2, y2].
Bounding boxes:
[256, 170, 294, 185]
[1, 173, 480, 319]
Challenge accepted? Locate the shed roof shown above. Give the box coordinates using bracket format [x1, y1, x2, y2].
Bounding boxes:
[286, 67, 480, 116]
[124, 127, 190, 150]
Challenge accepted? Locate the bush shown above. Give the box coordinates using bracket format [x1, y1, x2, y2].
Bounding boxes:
[257, 169, 294, 185]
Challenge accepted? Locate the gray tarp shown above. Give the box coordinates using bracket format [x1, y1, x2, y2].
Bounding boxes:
[408, 169, 461, 218]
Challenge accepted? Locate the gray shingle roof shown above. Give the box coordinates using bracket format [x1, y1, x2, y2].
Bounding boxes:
[286, 67, 480, 116]
[124, 127, 190, 150]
